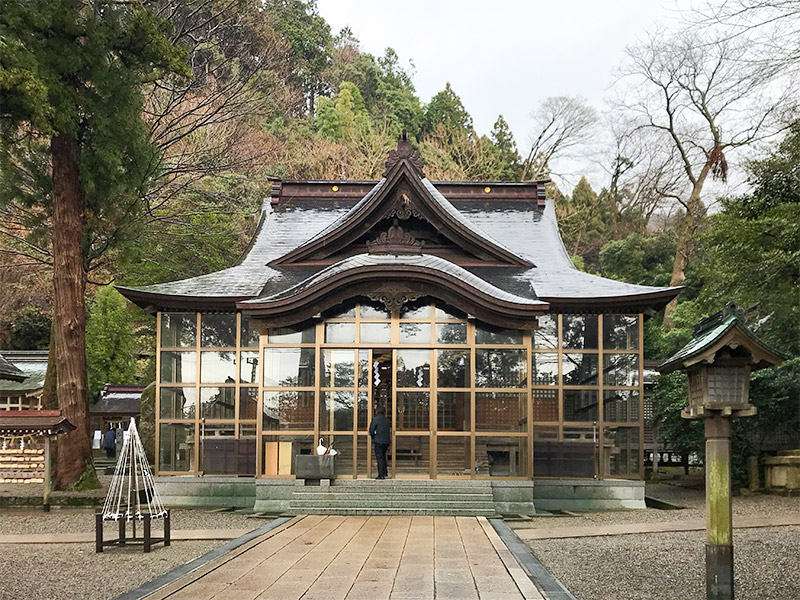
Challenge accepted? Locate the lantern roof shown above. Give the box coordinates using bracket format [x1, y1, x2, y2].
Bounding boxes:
[659, 303, 786, 374]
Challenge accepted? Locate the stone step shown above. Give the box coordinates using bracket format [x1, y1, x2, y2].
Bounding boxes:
[284, 507, 497, 516]
[291, 500, 496, 510]
[292, 492, 492, 502]
[296, 487, 491, 495]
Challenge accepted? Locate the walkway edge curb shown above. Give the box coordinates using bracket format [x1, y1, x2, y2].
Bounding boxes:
[489, 518, 579, 600]
[112, 516, 293, 600]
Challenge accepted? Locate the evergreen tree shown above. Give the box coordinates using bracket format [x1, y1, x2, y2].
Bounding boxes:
[0, 0, 186, 487]
[490, 115, 521, 181]
[422, 83, 473, 135]
[86, 287, 137, 401]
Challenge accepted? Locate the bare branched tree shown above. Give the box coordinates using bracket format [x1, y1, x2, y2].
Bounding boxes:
[521, 96, 598, 181]
[693, 1, 800, 76]
[618, 27, 796, 324]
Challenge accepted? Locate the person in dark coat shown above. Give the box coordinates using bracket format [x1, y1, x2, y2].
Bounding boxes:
[369, 405, 391, 479]
[103, 425, 116, 459]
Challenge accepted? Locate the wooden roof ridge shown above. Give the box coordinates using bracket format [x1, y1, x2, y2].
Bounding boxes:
[270, 138, 532, 268]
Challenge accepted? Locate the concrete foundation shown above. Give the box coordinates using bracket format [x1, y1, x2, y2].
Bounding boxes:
[533, 478, 645, 511]
[153, 476, 645, 513]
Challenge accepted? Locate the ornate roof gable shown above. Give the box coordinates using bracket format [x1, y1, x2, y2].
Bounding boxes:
[270, 135, 532, 267]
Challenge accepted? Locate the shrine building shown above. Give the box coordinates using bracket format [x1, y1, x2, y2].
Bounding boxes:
[118, 138, 680, 489]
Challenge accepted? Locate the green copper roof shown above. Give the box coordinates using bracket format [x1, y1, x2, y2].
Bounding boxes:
[659, 303, 785, 374]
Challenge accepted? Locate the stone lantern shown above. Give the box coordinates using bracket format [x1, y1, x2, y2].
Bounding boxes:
[660, 303, 784, 600]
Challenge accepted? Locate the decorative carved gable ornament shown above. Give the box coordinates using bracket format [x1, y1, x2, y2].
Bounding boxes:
[383, 131, 425, 178]
[389, 192, 422, 220]
[366, 218, 425, 254]
[367, 285, 422, 312]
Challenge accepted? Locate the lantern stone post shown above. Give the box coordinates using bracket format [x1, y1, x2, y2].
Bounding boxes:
[659, 303, 784, 600]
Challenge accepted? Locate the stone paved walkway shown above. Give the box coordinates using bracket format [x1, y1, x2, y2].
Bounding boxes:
[143, 515, 542, 600]
[513, 513, 800, 540]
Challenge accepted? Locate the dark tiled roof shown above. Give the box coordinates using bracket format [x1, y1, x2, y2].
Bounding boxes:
[0, 354, 27, 382]
[90, 384, 144, 415]
[0, 351, 48, 392]
[0, 410, 75, 435]
[118, 175, 681, 314]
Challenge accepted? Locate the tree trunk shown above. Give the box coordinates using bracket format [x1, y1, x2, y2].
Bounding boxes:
[51, 133, 92, 489]
[663, 165, 710, 327]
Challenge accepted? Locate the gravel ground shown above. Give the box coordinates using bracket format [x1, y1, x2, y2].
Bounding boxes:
[517, 484, 800, 600]
[0, 540, 223, 600]
[526, 527, 800, 600]
[0, 507, 267, 536]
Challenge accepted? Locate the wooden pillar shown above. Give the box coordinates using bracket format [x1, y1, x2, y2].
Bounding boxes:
[95, 513, 103, 553]
[705, 414, 733, 600]
[43, 436, 52, 512]
[144, 514, 152, 553]
[164, 510, 171, 546]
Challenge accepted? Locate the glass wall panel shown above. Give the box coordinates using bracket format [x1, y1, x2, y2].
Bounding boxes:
[322, 350, 355, 388]
[396, 392, 429, 430]
[200, 387, 235, 420]
[533, 315, 558, 350]
[399, 323, 431, 344]
[562, 315, 598, 349]
[396, 351, 430, 387]
[357, 435, 370, 477]
[325, 322, 355, 344]
[201, 314, 236, 347]
[475, 325, 523, 345]
[330, 434, 355, 476]
[320, 391, 354, 431]
[394, 435, 430, 475]
[200, 351, 236, 383]
[262, 435, 314, 476]
[435, 306, 465, 320]
[201, 424, 238, 473]
[238, 424, 257, 475]
[604, 390, 640, 423]
[437, 350, 470, 388]
[240, 315, 260, 347]
[438, 437, 471, 476]
[560, 427, 598, 477]
[563, 390, 598, 422]
[531, 353, 559, 385]
[438, 392, 470, 431]
[360, 304, 390, 319]
[360, 322, 391, 344]
[531, 389, 558, 421]
[262, 391, 315, 430]
[263, 348, 315, 387]
[436, 323, 467, 344]
[475, 349, 526, 388]
[476, 436, 527, 476]
[357, 391, 369, 430]
[533, 426, 596, 477]
[603, 315, 639, 350]
[239, 387, 258, 420]
[358, 351, 370, 388]
[269, 324, 316, 344]
[160, 351, 197, 383]
[605, 427, 640, 476]
[532, 426, 559, 476]
[400, 304, 431, 319]
[239, 351, 259, 384]
[159, 423, 195, 471]
[160, 387, 196, 419]
[161, 313, 196, 347]
[476, 392, 527, 432]
[563, 353, 598, 386]
[603, 354, 640, 386]
[325, 305, 356, 319]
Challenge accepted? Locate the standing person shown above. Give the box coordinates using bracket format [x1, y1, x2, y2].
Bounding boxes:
[102, 425, 116, 459]
[369, 405, 391, 479]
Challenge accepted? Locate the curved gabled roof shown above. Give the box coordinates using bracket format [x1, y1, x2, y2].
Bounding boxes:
[238, 253, 548, 329]
[116, 138, 682, 319]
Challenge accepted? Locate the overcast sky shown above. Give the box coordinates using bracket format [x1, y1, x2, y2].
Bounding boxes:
[316, 0, 700, 190]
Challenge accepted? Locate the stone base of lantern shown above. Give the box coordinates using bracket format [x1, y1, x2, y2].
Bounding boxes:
[95, 510, 171, 553]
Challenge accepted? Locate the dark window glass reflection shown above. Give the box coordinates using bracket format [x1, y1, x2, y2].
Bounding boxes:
[201, 314, 236, 347]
